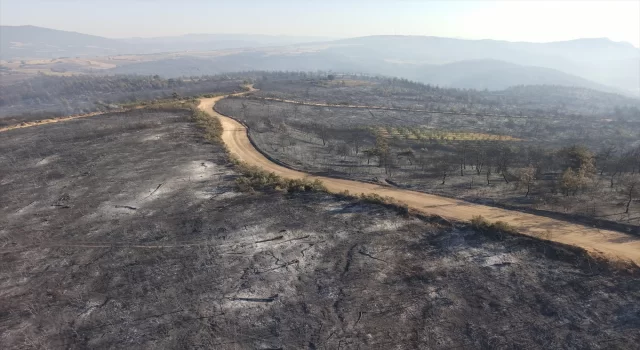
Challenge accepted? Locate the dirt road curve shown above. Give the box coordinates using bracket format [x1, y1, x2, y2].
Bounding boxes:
[200, 93, 640, 264]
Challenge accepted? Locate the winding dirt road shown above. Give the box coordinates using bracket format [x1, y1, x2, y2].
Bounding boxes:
[3, 90, 638, 263]
[199, 93, 640, 264]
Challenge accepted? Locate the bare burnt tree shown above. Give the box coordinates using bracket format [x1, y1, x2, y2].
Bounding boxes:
[384, 152, 398, 177]
[397, 149, 416, 166]
[596, 143, 618, 176]
[362, 148, 376, 165]
[336, 142, 350, 160]
[348, 127, 369, 155]
[621, 174, 640, 214]
[309, 123, 329, 146]
[455, 143, 470, 176]
[374, 134, 390, 168]
[240, 102, 248, 119]
[495, 143, 515, 183]
[433, 154, 456, 185]
[471, 145, 487, 175]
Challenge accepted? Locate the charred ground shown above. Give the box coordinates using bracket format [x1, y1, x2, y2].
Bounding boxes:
[0, 105, 639, 349]
[215, 74, 640, 228]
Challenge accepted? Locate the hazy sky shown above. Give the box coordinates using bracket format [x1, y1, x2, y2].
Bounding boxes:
[2, 0, 639, 47]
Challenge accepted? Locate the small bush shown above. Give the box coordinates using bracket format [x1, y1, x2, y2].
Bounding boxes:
[337, 190, 351, 197]
[359, 193, 390, 205]
[471, 215, 518, 239]
[492, 220, 518, 234]
[471, 215, 490, 229]
[397, 203, 410, 216]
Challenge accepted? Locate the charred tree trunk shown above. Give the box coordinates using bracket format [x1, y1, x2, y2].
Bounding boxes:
[626, 183, 636, 213]
[476, 160, 483, 175]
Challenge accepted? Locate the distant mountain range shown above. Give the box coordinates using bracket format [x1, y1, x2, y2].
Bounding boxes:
[0, 25, 333, 57]
[409, 59, 613, 91]
[120, 33, 336, 52]
[331, 36, 639, 95]
[1, 25, 638, 95]
[1, 25, 125, 57]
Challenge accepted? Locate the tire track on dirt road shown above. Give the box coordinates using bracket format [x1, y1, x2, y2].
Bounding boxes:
[200, 92, 640, 265]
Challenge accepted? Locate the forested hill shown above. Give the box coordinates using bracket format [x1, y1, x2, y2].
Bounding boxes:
[0, 74, 246, 119]
[2, 73, 638, 123]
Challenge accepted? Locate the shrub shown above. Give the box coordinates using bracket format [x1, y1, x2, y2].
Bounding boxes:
[471, 215, 518, 239]
[337, 190, 351, 197]
[492, 220, 518, 234]
[234, 163, 327, 193]
[470, 215, 490, 229]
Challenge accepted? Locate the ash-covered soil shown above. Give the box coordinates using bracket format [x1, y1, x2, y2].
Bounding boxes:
[0, 110, 638, 349]
[216, 95, 640, 227]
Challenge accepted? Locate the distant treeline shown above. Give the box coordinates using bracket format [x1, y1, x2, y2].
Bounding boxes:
[0, 74, 248, 118]
[2, 71, 639, 122]
[252, 71, 640, 120]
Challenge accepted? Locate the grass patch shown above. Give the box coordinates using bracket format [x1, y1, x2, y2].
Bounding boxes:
[192, 107, 223, 142]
